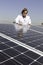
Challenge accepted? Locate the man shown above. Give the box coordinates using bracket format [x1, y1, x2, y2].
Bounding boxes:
[14, 8, 31, 37]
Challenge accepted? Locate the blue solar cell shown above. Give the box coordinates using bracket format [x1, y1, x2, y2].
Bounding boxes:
[0, 24, 43, 65]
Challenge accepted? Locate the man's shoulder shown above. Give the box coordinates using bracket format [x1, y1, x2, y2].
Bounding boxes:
[26, 15, 30, 19]
[17, 15, 22, 18]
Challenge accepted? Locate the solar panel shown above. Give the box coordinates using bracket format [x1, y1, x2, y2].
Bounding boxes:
[0, 24, 43, 65]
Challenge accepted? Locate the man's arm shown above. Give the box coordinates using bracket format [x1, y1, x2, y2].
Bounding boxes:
[28, 17, 32, 26]
[13, 15, 22, 26]
[13, 21, 23, 26]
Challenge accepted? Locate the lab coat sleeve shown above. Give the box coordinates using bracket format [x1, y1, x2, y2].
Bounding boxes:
[28, 17, 31, 25]
[15, 15, 20, 24]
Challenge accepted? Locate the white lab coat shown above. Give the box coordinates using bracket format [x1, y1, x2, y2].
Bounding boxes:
[14, 15, 31, 33]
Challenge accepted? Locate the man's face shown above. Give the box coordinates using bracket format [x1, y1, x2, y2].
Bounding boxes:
[22, 11, 28, 17]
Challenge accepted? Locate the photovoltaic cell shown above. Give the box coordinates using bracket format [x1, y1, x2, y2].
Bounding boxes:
[0, 24, 43, 65]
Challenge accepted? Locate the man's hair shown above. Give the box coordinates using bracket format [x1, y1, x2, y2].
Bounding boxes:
[21, 8, 28, 14]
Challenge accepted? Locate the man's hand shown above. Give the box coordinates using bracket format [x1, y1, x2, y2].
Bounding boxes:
[18, 21, 23, 26]
[28, 23, 32, 26]
[18, 23, 22, 26]
[13, 21, 22, 26]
